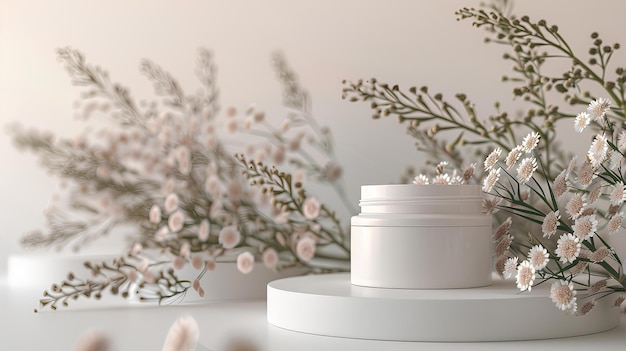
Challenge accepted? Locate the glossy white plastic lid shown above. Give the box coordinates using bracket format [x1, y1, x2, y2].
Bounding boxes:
[360, 184, 483, 200]
[351, 213, 491, 227]
[354, 184, 489, 227]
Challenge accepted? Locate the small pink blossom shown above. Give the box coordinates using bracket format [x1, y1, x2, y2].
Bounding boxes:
[138, 258, 149, 273]
[254, 111, 265, 122]
[74, 330, 110, 351]
[273, 209, 290, 224]
[168, 210, 185, 232]
[296, 237, 317, 261]
[237, 252, 255, 274]
[273, 146, 286, 165]
[227, 181, 242, 202]
[175, 146, 191, 175]
[143, 270, 155, 283]
[198, 219, 210, 241]
[149, 205, 162, 224]
[302, 197, 321, 220]
[218, 225, 241, 249]
[191, 255, 204, 270]
[288, 135, 302, 151]
[162, 315, 199, 351]
[279, 119, 290, 132]
[164, 193, 179, 214]
[205, 175, 221, 197]
[155, 226, 168, 242]
[130, 242, 143, 256]
[224, 118, 238, 134]
[173, 256, 186, 270]
[180, 241, 191, 258]
[263, 248, 279, 269]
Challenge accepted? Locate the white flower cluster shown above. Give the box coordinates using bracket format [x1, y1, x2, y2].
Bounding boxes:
[488, 99, 626, 314]
[22, 49, 352, 311]
[412, 161, 476, 185]
[482, 131, 540, 192]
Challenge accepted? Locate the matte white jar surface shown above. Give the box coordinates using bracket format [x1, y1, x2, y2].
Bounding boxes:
[351, 184, 492, 289]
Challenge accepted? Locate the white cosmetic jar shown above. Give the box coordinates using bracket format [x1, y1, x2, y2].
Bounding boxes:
[351, 184, 492, 289]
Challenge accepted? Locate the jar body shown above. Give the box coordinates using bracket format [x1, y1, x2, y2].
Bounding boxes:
[351, 184, 492, 289]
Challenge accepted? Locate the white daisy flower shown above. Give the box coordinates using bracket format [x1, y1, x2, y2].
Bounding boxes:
[461, 163, 476, 183]
[576, 161, 596, 188]
[482, 196, 501, 215]
[566, 194, 586, 220]
[555, 233, 582, 264]
[495, 256, 508, 278]
[516, 260, 536, 292]
[542, 210, 560, 239]
[432, 174, 451, 185]
[609, 149, 623, 170]
[503, 257, 518, 279]
[610, 181, 626, 206]
[574, 112, 591, 133]
[572, 215, 597, 241]
[528, 245, 549, 271]
[495, 234, 513, 257]
[505, 146, 524, 170]
[608, 212, 625, 234]
[589, 279, 608, 294]
[484, 148, 502, 171]
[590, 247, 611, 263]
[578, 300, 596, 316]
[521, 132, 540, 152]
[587, 186, 602, 205]
[567, 155, 578, 177]
[494, 217, 512, 241]
[413, 174, 429, 185]
[587, 98, 611, 120]
[450, 174, 464, 185]
[618, 131, 626, 151]
[516, 157, 537, 184]
[482, 167, 501, 192]
[550, 280, 577, 312]
[552, 170, 568, 199]
[587, 134, 609, 169]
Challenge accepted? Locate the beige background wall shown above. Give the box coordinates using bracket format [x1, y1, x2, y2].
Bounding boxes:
[1, 0, 624, 274]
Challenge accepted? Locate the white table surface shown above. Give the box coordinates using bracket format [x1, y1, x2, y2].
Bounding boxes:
[2, 277, 626, 351]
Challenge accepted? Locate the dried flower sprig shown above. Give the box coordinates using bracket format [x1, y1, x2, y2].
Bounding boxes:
[343, 1, 626, 180]
[13, 47, 349, 310]
[236, 154, 350, 264]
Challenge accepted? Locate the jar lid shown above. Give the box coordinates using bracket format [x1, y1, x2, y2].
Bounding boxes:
[351, 213, 491, 227]
[361, 184, 483, 201]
